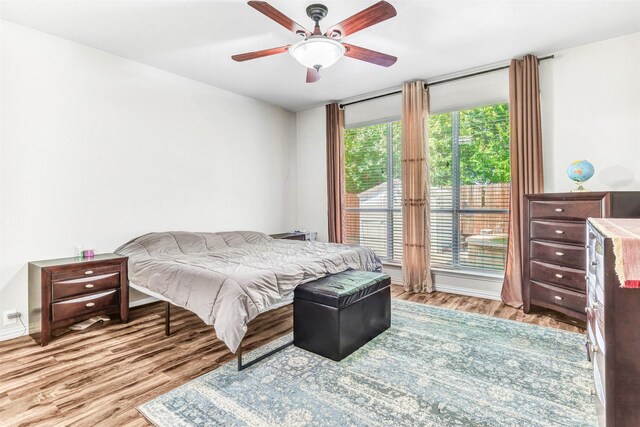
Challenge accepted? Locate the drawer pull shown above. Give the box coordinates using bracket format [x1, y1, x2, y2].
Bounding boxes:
[555, 252, 564, 256]
[555, 230, 565, 234]
[555, 208, 564, 212]
[84, 270, 94, 275]
[85, 284, 94, 288]
[553, 295, 564, 301]
[85, 302, 96, 308]
[555, 274, 564, 279]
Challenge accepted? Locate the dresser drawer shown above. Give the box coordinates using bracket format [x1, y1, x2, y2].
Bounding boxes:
[529, 199, 602, 220]
[51, 290, 119, 321]
[530, 281, 586, 313]
[530, 220, 586, 244]
[530, 260, 586, 291]
[51, 264, 122, 281]
[530, 241, 585, 269]
[52, 272, 120, 301]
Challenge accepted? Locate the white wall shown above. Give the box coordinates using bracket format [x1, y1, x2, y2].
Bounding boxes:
[0, 21, 297, 340]
[295, 106, 328, 242]
[540, 32, 640, 192]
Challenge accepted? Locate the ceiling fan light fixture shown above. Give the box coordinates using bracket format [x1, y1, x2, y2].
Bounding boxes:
[289, 36, 345, 69]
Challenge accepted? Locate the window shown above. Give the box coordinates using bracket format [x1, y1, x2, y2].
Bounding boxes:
[344, 121, 402, 263]
[343, 103, 510, 272]
[429, 103, 510, 271]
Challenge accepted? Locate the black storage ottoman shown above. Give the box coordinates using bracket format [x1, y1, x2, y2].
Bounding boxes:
[293, 270, 391, 361]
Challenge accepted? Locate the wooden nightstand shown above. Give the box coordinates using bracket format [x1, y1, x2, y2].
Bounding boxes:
[270, 231, 317, 241]
[28, 254, 129, 346]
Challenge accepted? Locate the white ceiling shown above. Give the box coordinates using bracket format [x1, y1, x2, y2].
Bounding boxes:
[1, 0, 639, 111]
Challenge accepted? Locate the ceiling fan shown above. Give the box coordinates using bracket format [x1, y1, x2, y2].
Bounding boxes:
[232, 1, 397, 83]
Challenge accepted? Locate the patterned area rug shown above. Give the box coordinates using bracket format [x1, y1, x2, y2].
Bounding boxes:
[139, 300, 595, 426]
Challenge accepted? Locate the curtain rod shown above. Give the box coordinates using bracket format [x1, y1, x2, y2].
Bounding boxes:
[339, 55, 554, 109]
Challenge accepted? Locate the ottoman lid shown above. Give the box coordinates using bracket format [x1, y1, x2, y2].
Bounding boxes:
[294, 270, 390, 308]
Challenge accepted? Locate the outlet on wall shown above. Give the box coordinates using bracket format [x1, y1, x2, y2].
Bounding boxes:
[3, 309, 17, 326]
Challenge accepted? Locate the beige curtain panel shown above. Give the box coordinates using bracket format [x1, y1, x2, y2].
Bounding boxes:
[326, 103, 346, 243]
[501, 55, 545, 308]
[401, 81, 433, 293]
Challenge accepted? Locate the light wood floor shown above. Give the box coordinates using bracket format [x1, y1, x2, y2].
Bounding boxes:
[0, 285, 584, 426]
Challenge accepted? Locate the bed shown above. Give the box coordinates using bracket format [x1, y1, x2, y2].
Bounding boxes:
[115, 231, 382, 352]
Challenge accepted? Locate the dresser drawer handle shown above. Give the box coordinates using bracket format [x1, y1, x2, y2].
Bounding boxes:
[553, 295, 564, 301]
[555, 252, 564, 256]
[85, 284, 94, 289]
[84, 270, 94, 275]
[555, 274, 564, 279]
[555, 208, 564, 212]
[85, 302, 96, 308]
[555, 230, 565, 234]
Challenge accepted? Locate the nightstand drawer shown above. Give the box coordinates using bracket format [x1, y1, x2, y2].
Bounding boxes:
[51, 290, 119, 321]
[530, 260, 586, 291]
[530, 281, 586, 314]
[52, 272, 120, 300]
[530, 220, 586, 244]
[529, 199, 602, 220]
[51, 264, 121, 281]
[530, 240, 585, 269]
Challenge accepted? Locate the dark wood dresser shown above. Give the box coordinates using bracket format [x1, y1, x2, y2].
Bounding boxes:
[28, 254, 129, 346]
[523, 192, 640, 321]
[587, 218, 640, 426]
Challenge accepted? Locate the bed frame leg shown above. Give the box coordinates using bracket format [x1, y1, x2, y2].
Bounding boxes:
[165, 302, 170, 336]
[236, 338, 293, 371]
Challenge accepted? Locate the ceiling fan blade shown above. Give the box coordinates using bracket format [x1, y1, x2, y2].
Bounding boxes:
[324, 1, 396, 39]
[343, 43, 397, 67]
[248, 1, 311, 37]
[306, 67, 321, 83]
[231, 45, 289, 62]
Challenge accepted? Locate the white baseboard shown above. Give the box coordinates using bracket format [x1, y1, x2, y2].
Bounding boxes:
[384, 263, 503, 301]
[0, 324, 26, 341]
[382, 264, 403, 283]
[0, 298, 159, 343]
[130, 296, 159, 308]
[432, 270, 503, 301]
[433, 283, 502, 301]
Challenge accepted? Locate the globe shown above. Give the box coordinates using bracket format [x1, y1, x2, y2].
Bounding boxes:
[567, 160, 594, 192]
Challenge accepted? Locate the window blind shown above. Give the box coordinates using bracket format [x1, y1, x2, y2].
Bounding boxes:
[344, 121, 402, 263]
[429, 68, 509, 114]
[429, 103, 510, 271]
[344, 93, 401, 128]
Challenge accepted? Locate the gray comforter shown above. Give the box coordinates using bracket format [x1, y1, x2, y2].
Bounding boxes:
[115, 231, 382, 352]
